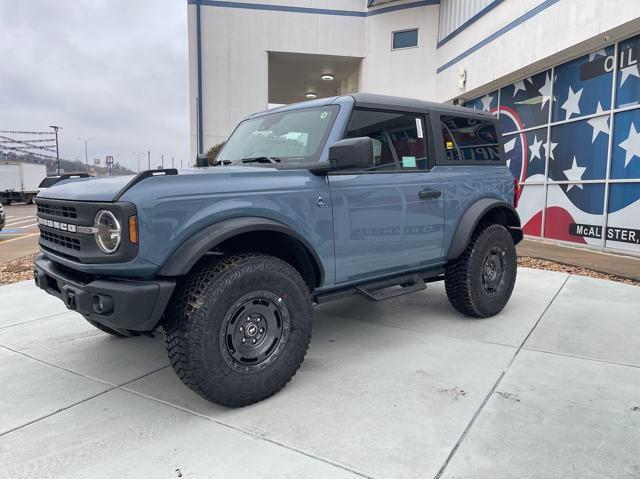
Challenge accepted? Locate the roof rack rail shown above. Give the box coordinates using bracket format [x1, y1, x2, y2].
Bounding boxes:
[113, 168, 178, 201]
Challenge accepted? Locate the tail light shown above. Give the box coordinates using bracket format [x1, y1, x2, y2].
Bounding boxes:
[513, 178, 521, 208]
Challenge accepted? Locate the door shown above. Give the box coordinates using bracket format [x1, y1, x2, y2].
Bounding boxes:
[329, 108, 445, 284]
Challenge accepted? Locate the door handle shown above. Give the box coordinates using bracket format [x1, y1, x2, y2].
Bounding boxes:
[418, 189, 441, 200]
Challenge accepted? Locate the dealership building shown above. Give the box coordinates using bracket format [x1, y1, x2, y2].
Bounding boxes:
[187, 0, 640, 254]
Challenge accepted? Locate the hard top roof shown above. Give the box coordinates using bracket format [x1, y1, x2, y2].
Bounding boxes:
[247, 92, 494, 119]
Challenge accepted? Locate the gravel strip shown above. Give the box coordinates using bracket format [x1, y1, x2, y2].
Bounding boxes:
[518, 256, 640, 286]
[1, 253, 638, 287]
[0, 253, 37, 285]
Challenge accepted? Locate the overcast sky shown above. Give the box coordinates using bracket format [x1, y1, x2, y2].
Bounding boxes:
[0, 0, 189, 172]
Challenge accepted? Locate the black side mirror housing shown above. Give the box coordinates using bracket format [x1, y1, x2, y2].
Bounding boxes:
[310, 137, 373, 174]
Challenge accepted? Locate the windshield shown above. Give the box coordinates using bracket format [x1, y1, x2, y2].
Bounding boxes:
[217, 105, 339, 165]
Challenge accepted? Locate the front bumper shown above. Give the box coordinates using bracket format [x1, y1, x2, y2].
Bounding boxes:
[34, 255, 175, 333]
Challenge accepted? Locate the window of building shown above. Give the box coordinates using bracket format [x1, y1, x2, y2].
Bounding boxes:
[440, 115, 501, 163]
[345, 109, 428, 171]
[392, 29, 419, 50]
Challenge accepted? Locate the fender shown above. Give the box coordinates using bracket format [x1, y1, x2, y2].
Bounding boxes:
[158, 216, 325, 282]
[446, 198, 522, 260]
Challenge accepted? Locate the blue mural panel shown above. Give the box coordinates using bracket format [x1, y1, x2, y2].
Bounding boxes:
[552, 46, 614, 122]
[503, 128, 547, 183]
[548, 118, 608, 182]
[611, 109, 640, 180]
[463, 90, 498, 113]
[616, 34, 640, 109]
[499, 70, 551, 133]
[606, 182, 640, 252]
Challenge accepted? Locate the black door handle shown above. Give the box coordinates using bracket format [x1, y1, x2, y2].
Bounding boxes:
[418, 189, 441, 200]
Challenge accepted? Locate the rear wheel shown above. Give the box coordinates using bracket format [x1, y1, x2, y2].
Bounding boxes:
[445, 223, 517, 318]
[163, 253, 312, 407]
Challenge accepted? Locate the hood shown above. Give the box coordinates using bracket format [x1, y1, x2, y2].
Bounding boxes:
[36, 166, 277, 202]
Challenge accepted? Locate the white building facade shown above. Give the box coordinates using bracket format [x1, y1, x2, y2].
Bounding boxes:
[188, 0, 640, 254]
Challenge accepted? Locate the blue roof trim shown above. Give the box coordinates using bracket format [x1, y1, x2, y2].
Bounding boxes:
[436, 0, 563, 74]
[188, 0, 438, 17]
[436, 0, 503, 48]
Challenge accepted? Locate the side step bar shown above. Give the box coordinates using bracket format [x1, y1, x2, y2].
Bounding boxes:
[356, 276, 426, 301]
[314, 267, 445, 305]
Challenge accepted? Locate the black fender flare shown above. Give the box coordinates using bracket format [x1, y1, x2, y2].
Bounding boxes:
[158, 217, 325, 282]
[446, 199, 522, 260]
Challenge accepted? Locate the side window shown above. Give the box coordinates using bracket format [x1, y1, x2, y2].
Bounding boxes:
[345, 109, 428, 171]
[440, 115, 501, 163]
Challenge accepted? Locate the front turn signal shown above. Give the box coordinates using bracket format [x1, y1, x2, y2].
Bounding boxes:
[129, 215, 138, 244]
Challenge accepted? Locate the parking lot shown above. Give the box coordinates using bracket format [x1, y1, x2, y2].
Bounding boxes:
[1, 267, 639, 478]
[0, 204, 39, 263]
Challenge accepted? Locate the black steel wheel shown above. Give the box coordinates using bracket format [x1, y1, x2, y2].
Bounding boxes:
[445, 223, 517, 318]
[220, 291, 291, 372]
[163, 253, 312, 407]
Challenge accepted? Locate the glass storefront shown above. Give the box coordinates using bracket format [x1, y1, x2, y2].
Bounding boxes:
[465, 34, 640, 253]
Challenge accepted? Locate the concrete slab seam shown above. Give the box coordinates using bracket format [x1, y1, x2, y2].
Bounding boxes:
[0, 312, 71, 331]
[522, 346, 640, 370]
[0, 364, 172, 438]
[120, 386, 375, 479]
[433, 274, 571, 478]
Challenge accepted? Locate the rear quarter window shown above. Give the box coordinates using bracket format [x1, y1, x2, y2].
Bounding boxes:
[439, 115, 502, 164]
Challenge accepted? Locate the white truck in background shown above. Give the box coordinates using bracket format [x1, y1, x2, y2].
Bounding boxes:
[0, 162, 47, 205]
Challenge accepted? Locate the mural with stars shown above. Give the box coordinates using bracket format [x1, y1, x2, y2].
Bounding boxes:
[464, 34, 640, 252]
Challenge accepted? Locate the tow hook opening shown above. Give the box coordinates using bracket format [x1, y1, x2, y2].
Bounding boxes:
[65, 290, 76, 310]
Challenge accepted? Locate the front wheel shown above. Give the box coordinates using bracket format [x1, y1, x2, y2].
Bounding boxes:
[445, 223, 517, 318]
[163, 253, 312, 407]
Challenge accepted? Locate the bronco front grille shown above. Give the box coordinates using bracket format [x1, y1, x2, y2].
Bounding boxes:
[40, 230, 81, 251]
[37, 202, 78, 219]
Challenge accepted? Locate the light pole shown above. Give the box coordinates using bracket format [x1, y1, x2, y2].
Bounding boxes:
[78, 137, 95, 171]
[147, 151, 151, 170]
[49, 125, 62, 174]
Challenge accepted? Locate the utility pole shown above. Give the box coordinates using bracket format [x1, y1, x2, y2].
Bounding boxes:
[49, 125, 62, 174]
[161, 154, 164, 169]
[171, 156, 174, 168]
[147, 151, 151, 170]
[180, 159, 183, 168]
[78, 137, 94, 171]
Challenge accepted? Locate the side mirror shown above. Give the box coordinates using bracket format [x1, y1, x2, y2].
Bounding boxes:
[329, 137, 373, 171]
[308, 137, 373, 175]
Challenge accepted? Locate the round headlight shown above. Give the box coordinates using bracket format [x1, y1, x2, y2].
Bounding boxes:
[94, 210, 121, 254]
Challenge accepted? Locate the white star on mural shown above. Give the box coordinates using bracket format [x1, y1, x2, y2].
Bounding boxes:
[543, 140, 558, 161]
[588, 49, 607, 61]
[587, 102, 610, 143]
[480, 94, 494, 111]
[528, 134, 543, 162]
[512, 79, 527, 98]
[538, 73, 552, 110]
[503, 137, 516, 168]
[619, 123, 640, 168]
[564, 156, 587, 191]
[561, 86, 583, 120]
[619, 63, 640, 86]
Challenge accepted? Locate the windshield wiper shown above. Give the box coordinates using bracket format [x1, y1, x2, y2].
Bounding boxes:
[240, 156, 281, 164]
[212, 160, 232, 166]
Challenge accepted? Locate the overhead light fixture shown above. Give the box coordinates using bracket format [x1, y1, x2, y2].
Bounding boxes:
[321, 74, 334, 81]
[306, 92, 318, 99]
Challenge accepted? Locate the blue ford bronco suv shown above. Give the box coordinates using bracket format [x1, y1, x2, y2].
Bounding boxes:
[34, 93, 522, 407]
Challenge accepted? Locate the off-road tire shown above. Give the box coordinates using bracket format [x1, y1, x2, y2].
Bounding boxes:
[84, 318, 128, 337]
[163, 253, 313, 407]
[445, 223, 517, 318]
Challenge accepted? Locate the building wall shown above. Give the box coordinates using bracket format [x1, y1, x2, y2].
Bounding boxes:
[361, 2, 439, 99]
[435, 0, 640, 102]
[188, 0, 367, 157]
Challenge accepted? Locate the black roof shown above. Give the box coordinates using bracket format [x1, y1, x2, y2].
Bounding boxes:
[346, 92, 494, 118]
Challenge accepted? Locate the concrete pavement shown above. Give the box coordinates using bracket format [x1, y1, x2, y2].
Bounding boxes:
[0, 268, 639, 478]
